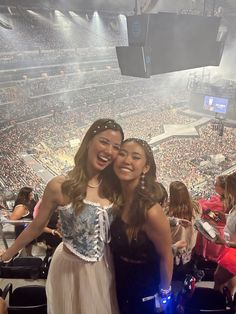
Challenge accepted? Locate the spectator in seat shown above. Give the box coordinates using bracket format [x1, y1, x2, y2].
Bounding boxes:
[195, 175, 227, 263]
[214, 171, 236, 295]
[9, 186, 35, 256]
[33, 199, 62, 254]
[165, 181, 201, 279]
[157, 182, 188, 255]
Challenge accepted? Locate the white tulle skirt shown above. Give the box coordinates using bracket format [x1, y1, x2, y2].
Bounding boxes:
[46, 243, 119, 314]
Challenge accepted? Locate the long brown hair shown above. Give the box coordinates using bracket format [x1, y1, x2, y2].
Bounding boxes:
[215, 175, 226, 201]
[224, 171, 236, 212]
[118, 138, 163, 241]
[167, 180, 200, 221]
[216, 175, 226, 190]
[61, 118, 124, 214]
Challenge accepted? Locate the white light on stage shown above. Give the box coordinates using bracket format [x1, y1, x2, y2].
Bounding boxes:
[8, 7, 13, 15]
[119, 14, 125, 20]
[55, 10, 64, 16]
[26, 10, 53, 25]
[90, 11, 108, 46]
[68, 10, 89, 31]
[118, 14, 127, 29]
[118, 14, 128, 43]
[27, 10, 36, 15]
[69, 11, 78, 17]
[54, 9, 70, 27]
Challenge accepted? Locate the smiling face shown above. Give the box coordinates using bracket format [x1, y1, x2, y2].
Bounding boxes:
[86, 129, 122, 176]
[113, 140, 150, 186]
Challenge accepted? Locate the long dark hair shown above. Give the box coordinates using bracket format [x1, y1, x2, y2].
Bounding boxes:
[119, 138, 163, 241]
[14, 187, 33, 209]
[62, 118, 124, 214]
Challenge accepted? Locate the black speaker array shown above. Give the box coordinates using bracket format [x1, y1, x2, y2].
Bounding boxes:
[116, 13, 226, 78]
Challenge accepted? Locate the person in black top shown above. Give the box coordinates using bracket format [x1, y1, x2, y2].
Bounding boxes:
[111, 138, 173, 314]
[9, 186, 36, 255]
[33, 199, 62, 252]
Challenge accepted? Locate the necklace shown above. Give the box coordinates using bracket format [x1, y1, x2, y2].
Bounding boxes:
[87, 178, 103, 188]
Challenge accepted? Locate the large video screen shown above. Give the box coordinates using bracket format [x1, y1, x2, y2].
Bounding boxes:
[203, 95, 228, 114]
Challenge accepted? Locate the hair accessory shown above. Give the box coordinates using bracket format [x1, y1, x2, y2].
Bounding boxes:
[141, 173, 145, 190]
[125, 138, 153, 155]
[92, 119, 123, 136]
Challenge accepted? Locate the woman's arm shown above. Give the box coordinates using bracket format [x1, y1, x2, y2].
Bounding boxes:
[144, 203, 173, 290]
[9, 205, 26, 220]
[0, 297, 7, 314]
[0, 176, 64, 261]
[172, 240, 187, 255]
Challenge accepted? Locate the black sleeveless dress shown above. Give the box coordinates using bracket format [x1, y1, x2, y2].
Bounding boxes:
[14, 199, 35, 243]
[37, 210, 62, 248]
[15, 207, 33, 238]
[110, 216, 161, 314]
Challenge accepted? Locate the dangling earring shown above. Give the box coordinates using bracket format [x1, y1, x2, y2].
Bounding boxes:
[141, 173, 145, 190]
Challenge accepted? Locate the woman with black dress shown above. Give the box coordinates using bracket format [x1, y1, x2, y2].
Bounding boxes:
[111, 138, 173, 314]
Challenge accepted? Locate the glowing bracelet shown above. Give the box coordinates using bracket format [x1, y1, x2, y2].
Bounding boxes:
[159, 286, 172, 297]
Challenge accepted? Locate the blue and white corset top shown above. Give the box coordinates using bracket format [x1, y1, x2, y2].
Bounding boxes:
[58, 200, 114, 262]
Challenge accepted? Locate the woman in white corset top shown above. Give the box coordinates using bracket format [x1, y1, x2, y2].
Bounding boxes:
[0, 118, 124, 314]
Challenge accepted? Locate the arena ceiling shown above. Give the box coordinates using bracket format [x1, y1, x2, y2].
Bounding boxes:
[0, 0, 235, 16]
